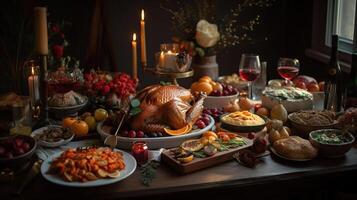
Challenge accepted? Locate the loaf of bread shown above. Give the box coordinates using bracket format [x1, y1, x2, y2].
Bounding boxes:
[273, 136, 317, 159]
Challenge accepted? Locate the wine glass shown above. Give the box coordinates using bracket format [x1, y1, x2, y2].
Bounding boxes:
[239, 54, 261, 99]
[277, 58, 300, 85]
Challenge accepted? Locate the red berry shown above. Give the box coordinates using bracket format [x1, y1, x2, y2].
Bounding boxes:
[201, 117, 210, 126]
[101, 85, 110, 95]
[247, 132, 256, 139]
[122, 130, 129, 137]
[136, 131, 144, 138]
[22, 143, 30, 152]
[128, 130, 136, 138]
[196, 120, 206, 129]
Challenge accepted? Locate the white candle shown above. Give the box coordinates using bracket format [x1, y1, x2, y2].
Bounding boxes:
[28, 67, 40, 107]
[34, 7, 48, 55]
[140, 9, 147, 66]
[132, 33, 138, 80]
[159, 50, 178, 71]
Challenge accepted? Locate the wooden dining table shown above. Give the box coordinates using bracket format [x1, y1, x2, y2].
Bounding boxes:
[1, 145, 357, 200]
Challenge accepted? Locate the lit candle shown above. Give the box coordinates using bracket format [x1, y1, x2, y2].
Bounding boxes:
[158, 50, 178, 71]
[28, 66, 40, 107]
[132, 33, 138, 80]
[34, 7, 48, 55]
[140, 9, 147, 66]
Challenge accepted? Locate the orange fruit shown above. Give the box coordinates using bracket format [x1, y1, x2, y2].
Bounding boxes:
[177, 154, 194, 163]
[199, 76, 212, 83]
[191, 81, 213, 95]
[256, 107, 269, 117]
[70, 120, 89, 137]
[212, 82, 223, 92]
[62, 117, 77, 129]
[164, 124, 192, 136]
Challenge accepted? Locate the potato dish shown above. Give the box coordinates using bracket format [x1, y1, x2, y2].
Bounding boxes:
[221, 111, 265, 126]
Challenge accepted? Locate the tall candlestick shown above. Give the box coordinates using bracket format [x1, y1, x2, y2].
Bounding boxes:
[34, 7, 48, 55]
[28, 66, 40, 108]
[132, 33, 138, 80]
[140, 9, 147, 67]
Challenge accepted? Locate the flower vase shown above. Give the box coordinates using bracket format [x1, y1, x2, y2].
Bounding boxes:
[192, 55, 219, 81]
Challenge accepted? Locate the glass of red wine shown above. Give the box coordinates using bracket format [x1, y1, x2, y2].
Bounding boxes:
[277, 58, 300, 85]
[239, 54, 261, 99]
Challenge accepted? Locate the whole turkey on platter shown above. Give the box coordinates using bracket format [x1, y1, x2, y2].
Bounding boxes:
[130, 85, 206, 133]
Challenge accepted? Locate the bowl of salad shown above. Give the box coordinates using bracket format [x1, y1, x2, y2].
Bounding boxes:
[309, 129, 355, 158]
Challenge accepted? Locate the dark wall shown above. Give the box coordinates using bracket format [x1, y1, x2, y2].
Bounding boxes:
[0, 0, 330, 93]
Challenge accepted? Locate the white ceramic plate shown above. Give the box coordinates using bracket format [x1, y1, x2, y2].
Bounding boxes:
[97, 116, 215, 150]
[41, 149, 136, 187]
[269, 146, 313, 162]
[31, 125, 74, 148]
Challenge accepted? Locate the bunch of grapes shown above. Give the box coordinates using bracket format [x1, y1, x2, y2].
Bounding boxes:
[203, 108, 226, 122]
[210, 84, 238, 96]
[84, 71, 137, 98]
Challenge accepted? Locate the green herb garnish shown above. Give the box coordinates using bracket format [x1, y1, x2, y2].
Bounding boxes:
[140, 160, 160, 186]
[129, 98, 142, 116]
[160, 81, 172, 86]
[192, 151, 207, 158]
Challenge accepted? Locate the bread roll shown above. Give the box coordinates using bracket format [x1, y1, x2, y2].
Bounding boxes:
[273, 136, 317, 159]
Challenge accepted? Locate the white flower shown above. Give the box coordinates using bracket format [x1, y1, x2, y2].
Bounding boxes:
[195, 19, 220, 48]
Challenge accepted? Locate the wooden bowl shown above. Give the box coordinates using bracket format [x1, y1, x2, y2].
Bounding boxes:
[309, 129, 355, 158]
[287, 113, 338, 139]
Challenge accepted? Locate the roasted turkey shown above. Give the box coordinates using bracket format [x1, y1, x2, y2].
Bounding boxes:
[130, 84, 206, 133]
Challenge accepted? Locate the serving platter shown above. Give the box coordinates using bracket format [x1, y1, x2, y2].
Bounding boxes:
[97, 115, 215, 150]
[41, 149, 136, 187]
[161, 137, 253, 174]
[31, 125, 74, 148]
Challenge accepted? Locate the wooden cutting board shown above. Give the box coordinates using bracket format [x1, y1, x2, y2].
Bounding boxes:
[161, 137, 253, 174]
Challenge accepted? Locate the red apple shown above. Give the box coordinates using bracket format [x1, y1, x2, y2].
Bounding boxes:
[295, 81, 307, 90]
[318, 81, 325, 91]
[307, 83, 320, 92]
[293, 75, 317, 86]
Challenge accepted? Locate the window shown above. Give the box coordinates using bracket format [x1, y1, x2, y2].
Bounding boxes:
[306, 0, 356, 71]
[325, 0, 356, 53]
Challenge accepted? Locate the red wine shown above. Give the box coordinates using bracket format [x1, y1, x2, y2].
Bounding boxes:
[277, 66, 299, 80]
[239, 69, 260, 81]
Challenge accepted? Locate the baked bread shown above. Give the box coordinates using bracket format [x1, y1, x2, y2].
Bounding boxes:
[273, 136, 317, 159]
[289, 110, 335, 126]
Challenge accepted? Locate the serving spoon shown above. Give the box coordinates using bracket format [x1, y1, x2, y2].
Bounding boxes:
[104, 102, 130, 149]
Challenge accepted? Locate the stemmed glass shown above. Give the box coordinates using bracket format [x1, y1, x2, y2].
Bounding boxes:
[239, 54, 261, 99]
[277, 58, 300, 85]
